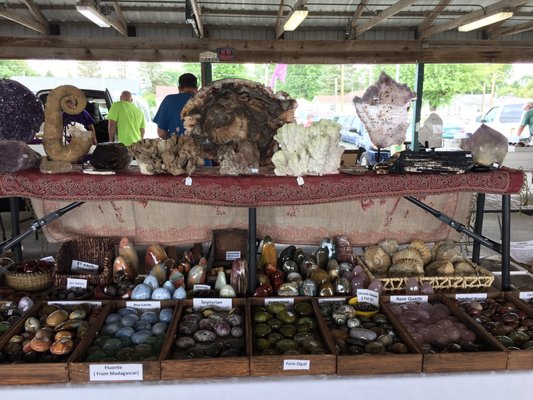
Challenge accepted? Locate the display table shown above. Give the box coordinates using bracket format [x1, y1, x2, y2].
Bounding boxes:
[0, 168, 524, 206]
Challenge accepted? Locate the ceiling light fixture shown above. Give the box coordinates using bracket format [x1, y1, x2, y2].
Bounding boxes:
[76, 2, 111, 28]
[458, 11, 513, 32]
[283, 7, 308, 31]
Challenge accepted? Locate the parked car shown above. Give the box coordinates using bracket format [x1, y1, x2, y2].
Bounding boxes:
[442, 119, 466, 140]
[36, 88, 113, 144]
[337, 114, 390, 166]
[466, 102, 531, 143]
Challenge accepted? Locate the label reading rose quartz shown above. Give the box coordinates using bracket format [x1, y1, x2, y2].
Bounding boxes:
[225, 251, 241, 261]
[389, 295, 428, 303]
[283, 359, 310, 370]
[185, 177, 193, 186]
[455, 293, 488, 301]
[297, 176, 304, 186]
[519, 291, 533, 300]
[264, 298, 294, 306]
[71, 260, 99, 274]
[356, 289, 380, 307]
[193, 298, 232, 310]
[89, 364, 143, 381]
[66, 278, 87, 290]
[126, 301, 160, 310]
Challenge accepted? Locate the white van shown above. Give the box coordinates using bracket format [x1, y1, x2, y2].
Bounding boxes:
[467, 102, 531, 143]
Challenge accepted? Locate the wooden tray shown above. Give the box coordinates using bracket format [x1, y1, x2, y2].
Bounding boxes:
[161, 298, 249, 379]
[248, 297, 336, 377]
[69, 300, 179, 383]
[381, 295, 508, 373]
[316, 297, 423, 375]
[0, 300, 108, 385]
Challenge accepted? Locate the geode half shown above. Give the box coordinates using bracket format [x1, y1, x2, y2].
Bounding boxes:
[353, 72, 416, 149]
[0, 140, 42, 172]
[0, 79, 44, 142]
[90, 142, 132, 171]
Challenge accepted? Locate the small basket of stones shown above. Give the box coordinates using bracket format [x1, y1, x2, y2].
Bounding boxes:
[319, 297, 422, 375]
[248, 298, 336, 376]
[161, 298, 249, 379]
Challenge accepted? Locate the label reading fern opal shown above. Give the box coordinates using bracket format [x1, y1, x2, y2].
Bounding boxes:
[519, 291, 533, 300]
[89, 364, 143, 381]
[66, 278, 87, 290]
[71, 259, 99, 273]
[264, 298, 294, 306]
[455, 293, 488, 301]
[318, 297, 347, 304]
[283, 359, 310, 370]
[389, 295, 428, 303]
[225, 251, 241, 260]
[126, 301, 161, 310]
[356, 289, 380, 307]
[193, 298, 232, 310]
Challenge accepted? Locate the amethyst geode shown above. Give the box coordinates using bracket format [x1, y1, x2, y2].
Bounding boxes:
[0, 140, 42, 172]
[0, 80, 44, 142]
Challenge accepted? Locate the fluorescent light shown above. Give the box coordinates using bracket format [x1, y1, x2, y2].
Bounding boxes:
[458, 11, 513, 32]
[76, 3, 111, 28]
[283, 8, 308, 31]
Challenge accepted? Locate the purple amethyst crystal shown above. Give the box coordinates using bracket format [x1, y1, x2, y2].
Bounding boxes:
[0, 140, 41, 172]
[0, 80, 44, 142]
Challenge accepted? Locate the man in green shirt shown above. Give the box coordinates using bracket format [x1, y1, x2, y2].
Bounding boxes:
[108, 91, 145, 146]
[517, 101, 533, 140]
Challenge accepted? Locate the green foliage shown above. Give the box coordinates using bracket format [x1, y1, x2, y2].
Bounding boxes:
[0, 60, 37, 79]
[212, 63, 249, 80]
[77, 61, 101, 78]
[142, 91, 156, 108]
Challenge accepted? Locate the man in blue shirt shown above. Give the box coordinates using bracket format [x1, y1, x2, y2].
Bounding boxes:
[153, 73, 198, 139]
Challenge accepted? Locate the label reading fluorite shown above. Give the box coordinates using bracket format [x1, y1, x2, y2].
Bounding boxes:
[193, 298, 232, 310]
[66, 278, 87, 290]
[264, 298, 294, 306]
[356, 289, 380, 307]
[126, 301, 160, 310]
[283, 359, 310, 370]
[455, 293, 487, 301]
[226, 251, 241, 260]
[89, 364, 143, 381]
[389, 295, 428, 303]
[71, 259, 99, 273]
[519, 291, 533, 300]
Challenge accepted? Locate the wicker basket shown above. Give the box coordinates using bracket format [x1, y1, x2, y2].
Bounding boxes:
[54, 237, 117, 286]
[5, 260, 54, 292]
[359, 257, 494, 293]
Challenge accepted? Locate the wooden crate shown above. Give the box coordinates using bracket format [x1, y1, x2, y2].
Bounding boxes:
[319, 298, 423, 375]
[0, 300, 108, 385]
[248, 297, 336, 377]
[208, 228, 248, 269]
[161, 298, 250, 379]
[381, 295, 508, 373]
[0, 300, 37, 345]
[69, 300, 178, 383]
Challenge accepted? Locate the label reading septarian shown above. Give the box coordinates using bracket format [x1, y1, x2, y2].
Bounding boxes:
[193, 298, 232, 310]
[389, 295, 428, 303]
[283, 359, 310, 370]
[89, 364, 143, 381]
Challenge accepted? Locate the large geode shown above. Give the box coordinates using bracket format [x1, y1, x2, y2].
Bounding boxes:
[90, 142, 132, 171]
[463, 124, 508, 167]
[182, 78, 297, 174]
[353, 72, 416, 148]
[0, 80, 44, 142]
[0, 140, 42, 172]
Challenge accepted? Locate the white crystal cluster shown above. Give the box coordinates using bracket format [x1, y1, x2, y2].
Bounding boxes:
[272, 119, 344, 176]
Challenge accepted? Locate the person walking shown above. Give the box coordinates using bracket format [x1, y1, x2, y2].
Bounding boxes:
[153, 73, 198, 139]
[108, 91, 145, 146]
[62, 99, 97, 145]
